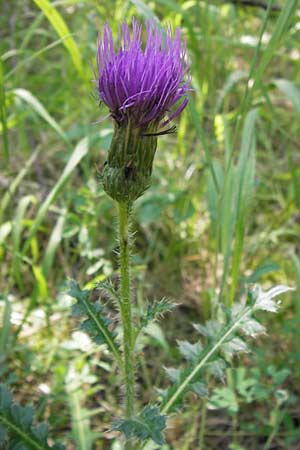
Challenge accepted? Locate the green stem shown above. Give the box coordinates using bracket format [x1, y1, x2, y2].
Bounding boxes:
[118, 201, 135, 424]
[198, 397, 207, 450]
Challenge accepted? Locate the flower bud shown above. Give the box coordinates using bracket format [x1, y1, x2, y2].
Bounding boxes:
[102, 124, 157, 202]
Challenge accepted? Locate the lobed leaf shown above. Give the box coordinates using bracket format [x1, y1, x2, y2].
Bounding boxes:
[158, 284, 292, 416]
[0, 384, 64, 450]
[137, 298, 176, 339]
[177, 340, 203, 362]
[97, 280, 121, 307]
[112, 406, 166, 446]
[68, 280, 122, 369]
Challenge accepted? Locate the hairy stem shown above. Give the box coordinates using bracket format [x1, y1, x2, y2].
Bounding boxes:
[118, 201, 135, 426]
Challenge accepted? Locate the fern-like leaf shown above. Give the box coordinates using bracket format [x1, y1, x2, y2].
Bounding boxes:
[138, 298, 176, 332]
[97, 280, 121, 307]
[159, 284, 292, 414]
[0, 384, 64, 450]
[112, 406, 166, 446]
[68, 280, 122, 369]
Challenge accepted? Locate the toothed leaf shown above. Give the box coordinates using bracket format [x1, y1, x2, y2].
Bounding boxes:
[207, 359, 227, 380]
[164, 367, 181, 382]
[68, 280, 122, 365]
[112, 406, 166, 446]
[253, 285, 292, 312]
[222, 338, 248, 356]
[0, 384, 65, 450]
[177, 340, 203, 362]
[190, 382, 208, 397]
[97, 280, 120, 305]
[193, 320, 222, 339]
[239, 318, 265, 337]
[140, 298, 176, 329]
[158, 284, 291, 416]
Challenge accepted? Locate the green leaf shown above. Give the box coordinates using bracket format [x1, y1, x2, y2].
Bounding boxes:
[13, 89, 69, 145]
[210, 386, 239, 415]
[112, 406, 166, 446]
[158, 284, 291, 416]
[273, 79, 300, 117]
[190, 382, 208, 398]
[221, 337, 248, 356]
[22, 137, 89, 253]
[135, 297, 177, 339]
[177, 340, 203, 362]
[193, 320, 222, 339]
[68, 280, 122, 369]
[32, 0, 85, 79]
[97, 280, 120, 307]
[0, 384, 64, 450]
[0, 59, 9, 163]
[239, 318, 265, 338]
[138, 298, 176, 334]
[164, 367, 181, 383]
[253, 285, 293, 312]
[206, 359, 227, 380]
[0, 296, 12, 355]
[42, 210, 66, 277]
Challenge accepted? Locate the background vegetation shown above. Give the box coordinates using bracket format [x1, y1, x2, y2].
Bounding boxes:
[0, 0, 300, 449]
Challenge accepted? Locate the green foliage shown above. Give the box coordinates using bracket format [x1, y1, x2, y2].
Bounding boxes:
[0, 384, 64, 450]
[68, 280, 122, 368]
[139, 297, 177, 330]
[112, 406, 166, 446]
[209, 364, 291, 416]
[32, 0, 85, 79]
[1, 0, 299, 448]
[97, 280, 121, 307]
[65, 365, 99, 450]
[159, 285, 291, 414]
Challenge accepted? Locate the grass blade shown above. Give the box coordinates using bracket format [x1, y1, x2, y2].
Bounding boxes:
[229, 108, 258, 304]
[12, 195, 37, 288]
[272, 78, 300, 116]
[42, 209, 67, 276]
[13, 88, 69, 144]
[0, 147, 40, 221]
[22, 137, 89, 253]
[0, 296, 11, 356]
[33, 0, 85, 79]
[0, 59, 9, 164]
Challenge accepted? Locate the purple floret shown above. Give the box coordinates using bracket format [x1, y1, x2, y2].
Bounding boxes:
[96, 19, 190, 130]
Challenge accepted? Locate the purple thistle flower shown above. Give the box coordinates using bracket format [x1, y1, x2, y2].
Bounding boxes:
[96, 19, 190, 132]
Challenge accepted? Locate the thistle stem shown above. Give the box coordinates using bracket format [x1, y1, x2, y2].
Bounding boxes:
[118, 201, 135, 424]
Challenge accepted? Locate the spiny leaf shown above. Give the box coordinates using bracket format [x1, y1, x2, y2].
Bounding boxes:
[112, 406, 166, 446]
[252, 285, 293, 312]
[206, 359, 227, 380]
[97, 280, 121, 306]
[68, 280, 122, 368]
[164, 367, 182, 383]
[0, 384, 64, 450]
[221, 337, 248, 356]
[158, 284, 292, 416]
[140, 297, 176, 330]
[193, 320, 222, 339]
[190, 382, 208, 397]
[239, 318, 265, 337]
[177, 340, 203, 362]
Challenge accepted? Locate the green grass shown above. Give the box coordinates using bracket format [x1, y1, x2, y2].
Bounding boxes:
[0, 0, 300, 449]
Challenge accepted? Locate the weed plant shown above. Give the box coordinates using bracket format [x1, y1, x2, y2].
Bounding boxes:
[0, 1, 299, 449]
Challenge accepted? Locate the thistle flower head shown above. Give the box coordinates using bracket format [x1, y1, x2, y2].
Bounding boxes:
[97, 19, 190, 131]
[97, 19, 190, 203]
